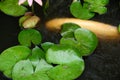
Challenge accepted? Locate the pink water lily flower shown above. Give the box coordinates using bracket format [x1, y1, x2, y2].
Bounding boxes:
[18, 0, 43, 6]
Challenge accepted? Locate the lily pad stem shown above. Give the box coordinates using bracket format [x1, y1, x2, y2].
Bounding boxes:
[32, 4, 34, 13]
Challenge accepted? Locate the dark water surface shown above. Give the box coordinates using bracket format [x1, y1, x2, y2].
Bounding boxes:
[0, 0, 120, 80]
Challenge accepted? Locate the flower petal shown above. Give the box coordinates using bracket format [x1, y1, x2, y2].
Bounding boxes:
[27, 0, 33, 6]
[34, 0, 43, 6]
[18, 0, 26, 5]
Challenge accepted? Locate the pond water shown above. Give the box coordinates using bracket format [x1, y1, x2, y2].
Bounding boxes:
[0, 0, 120, 80]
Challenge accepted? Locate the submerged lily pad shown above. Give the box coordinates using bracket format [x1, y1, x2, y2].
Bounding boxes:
[0, 46, 31, 78]
[0, 0, 27, 16]
[18, 29, 42, 47]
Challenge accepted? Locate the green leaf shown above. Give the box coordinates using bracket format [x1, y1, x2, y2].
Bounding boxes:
[43, 0, 49, 15]
[60, 28, 98, 56]
[12, 59, 53, 80]
[35, 59, 53, 73]
[0, 0, 27, 16]
[46, 45, 81, 64]
[70, 1, 95, 19]
[0, 46, 31, 78]
[83, 3, 107, 14]
[83, 0, 109, 14]
[74, 28, 98, 56]
[61, 23, 80, 38]
[60, 37, 78, 48]
[34, 59, 53, 80]
[47, 60, 84, 80]
[46, 44, 84, 80]
[41, 42, 55, 52]
[60, 37, 77, 48]
[29, 46, 45, 67]
[91, 6, 107, 15]
[84, 0, 109, 6]
[18, 29, 42, 47]
[22, 16, 40, 29]
[32, 46, 45, 59]
[19, 15, 31, 27]
[118, 24, 120, 33]
[12, 60, 34, 80]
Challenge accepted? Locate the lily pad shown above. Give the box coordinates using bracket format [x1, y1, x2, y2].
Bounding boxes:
[46, 45, 84, 80]
[35, 59, 53, 73]
[0, 46, 31, 78]
[19, 15, 32, 27]
[12, 59, 53, 80]
[29, 46, 45, 67]
[83, 3, 107, 14]
[18, 29, 42, 47]
[12, 60, 34, 80]
[46, 45, 81, 64]
[61, 23, 80, 38]
[47, 60, 84, 80]
[22, 16, 40, 29]
[74, 28, 98, 56]
[70, 1, 95, 19]
[84, 0, 109, 14]
[41, 42, 55, 52]
[0, 0, 27, 16]
[118, 24, 120, 33]
[60, 28, 98, 56]
[60, 38, 77, 46]
[84, 0, 109, 6]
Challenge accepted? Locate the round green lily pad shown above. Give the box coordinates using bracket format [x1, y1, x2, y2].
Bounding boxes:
[46, 45, 81, 64]
[35, 59, 53, 73]
[0, 46, 31, 78]
[60, 28, 98, 56]
[41, 42, 55, 52]
[29, 46, 45, 67]
[84, 0, 109, 14]
[12, 60, 34, 80]
[70, 1, 95, 19]
[46, 44, 84, 80]
[74, 28, 98, 56]
[61, 23, 80, 38]
[18, 29, 42, 47]
[47, 60, 84, 80]
[0, 0, 27, 16]
[12, 59, 53, 80]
